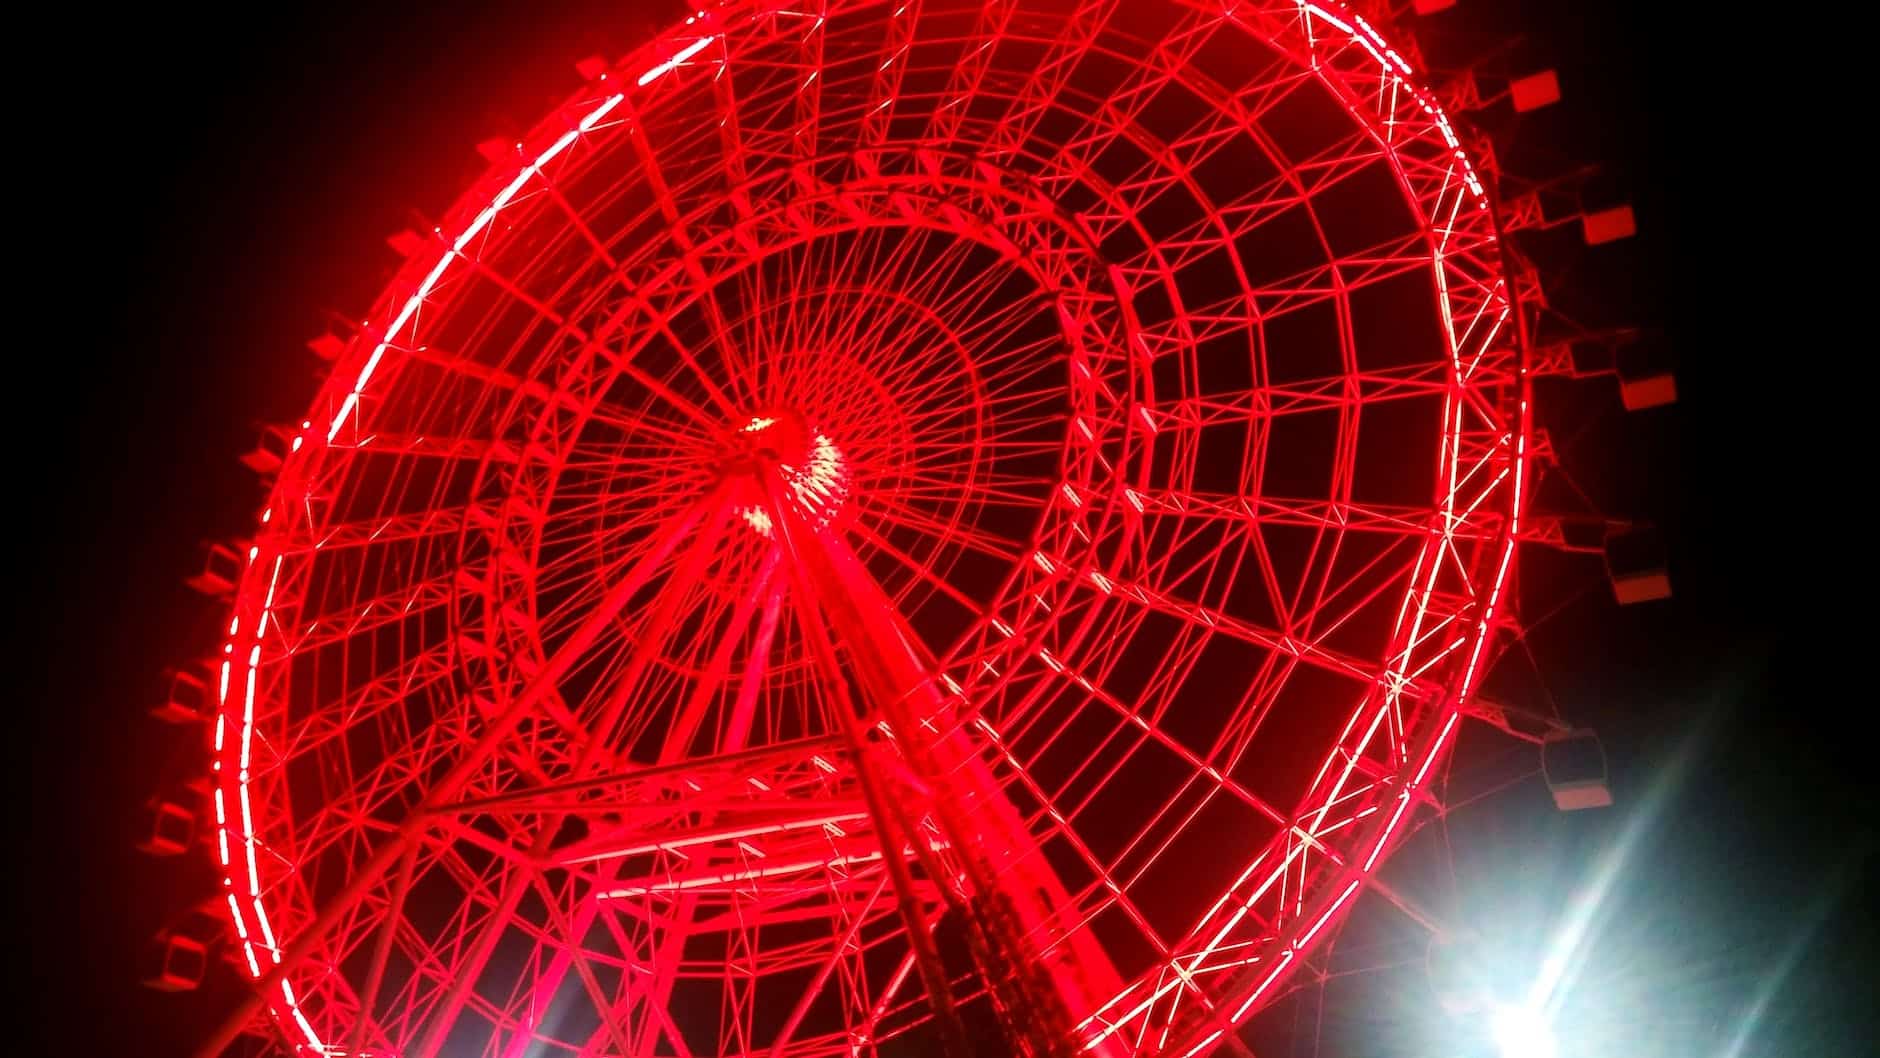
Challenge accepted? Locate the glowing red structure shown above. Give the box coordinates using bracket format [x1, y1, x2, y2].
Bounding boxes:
[198, 2, 1532, 1055]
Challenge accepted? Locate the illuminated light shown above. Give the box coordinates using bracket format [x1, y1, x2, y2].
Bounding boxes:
[638, 35, 716, 85]
[577, 93, 625, 131]
[1088, 570, 1113, 594]
[544, 128, 580, 162]
[284, 980, 320, 1041]
[1124, 488, 1145, 513]
[739, 505, 774, 536]
[1364, 793, 1413, 873]
[1412, 712, 1462, 788]
[1031, 551, 1056, 574]
[1294, 879, 1360, 950]
[1136, 405, 1157, 432]
[1230, 948, 1295, 1020]
[1490, 1003, 1557, 1058]
[599, 850, 891, 896]
[1060, 482, 1081, 507]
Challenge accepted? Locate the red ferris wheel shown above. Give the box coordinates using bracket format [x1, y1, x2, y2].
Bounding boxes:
[191, 2, 1540, 1055]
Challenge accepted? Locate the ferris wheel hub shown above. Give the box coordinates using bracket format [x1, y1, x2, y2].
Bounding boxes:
[718, 408, 852, 533]
[720, 408, 813, 468]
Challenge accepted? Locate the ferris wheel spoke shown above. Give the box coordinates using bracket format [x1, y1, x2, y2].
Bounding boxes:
[1139, 360, 1456, 433]
[979, 0, 1116, 159]
[282, 568, 462, 656]
[806, 231, 925, 366]
[518, 866, 638, 1057]
[1283, 535, 1431, 652]
[859, 494, 1023, 563]
[398, 338, 557, 402]
[528, 510, 708, 621]
[536, 167, 621, 272]
[848, 516, 993, 619]
[268, 504, 474, 556]
[924, 0, 1014, 150]
[764, 872, 894, 1057]
[1033, 650, 1292, 836]
[786, 2, 828, 163]
[956, 693, 1185, 970]
[891, 472, 1054, 509]
[585, 274, 747, 431]
[658, 545, 782, 761]
[406, 859, 536, 1058]
[1120, 488, 1487, 542]
[330, 429, 529, 466]
[1059, 555, 1429, 700]
[618, 100, 760, 409]
[886, 338, 1053, 420]
[269, 640, 456, 767]
[1087, 93, 1378, 261]
[853, 0, 915, 149]
[598, 348, 731, 433]
[819, 241, 1005, 371]
[573, 503, 734, 765]
[600, 547, 762, 761]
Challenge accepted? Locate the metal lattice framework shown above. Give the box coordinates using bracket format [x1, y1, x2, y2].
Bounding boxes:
[200, 2, 1530, 1055]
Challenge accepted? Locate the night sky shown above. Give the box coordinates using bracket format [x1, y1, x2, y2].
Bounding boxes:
[29, 3, 1870, 1056]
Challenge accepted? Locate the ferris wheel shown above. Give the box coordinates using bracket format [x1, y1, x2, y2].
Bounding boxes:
[181, 2, 1554, 1055]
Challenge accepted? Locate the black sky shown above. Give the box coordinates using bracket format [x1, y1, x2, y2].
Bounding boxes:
[29, 3, 1870, 1056]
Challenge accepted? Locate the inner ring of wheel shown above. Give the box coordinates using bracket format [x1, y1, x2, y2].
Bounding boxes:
[461, 163, 1141, 772]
